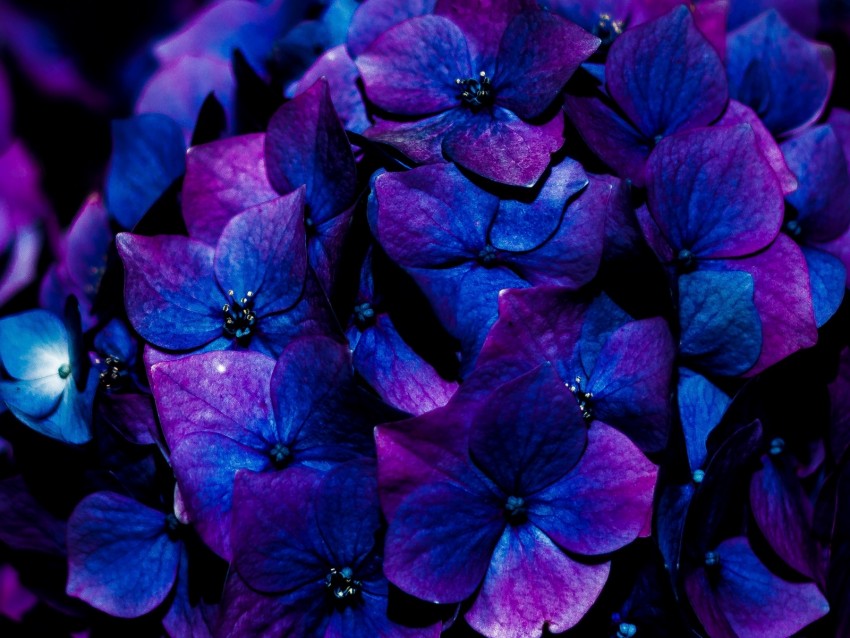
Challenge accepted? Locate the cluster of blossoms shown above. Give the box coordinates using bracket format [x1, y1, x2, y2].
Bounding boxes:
[2, 0, 850, 636]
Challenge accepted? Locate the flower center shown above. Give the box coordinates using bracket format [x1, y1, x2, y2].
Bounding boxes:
[269, 443, 291, 468]
[57, 363, 72, 379]
[164, 513, 182, 540]
[567, 376, 594, 421]
[222, 290, 257, 339]
[99, 355, 128, 389]
[504, 495, 527, 524]
[477, 244, 499, 267]
[784, 219, 803, 239]
[354, 302, 376, 329]
[616, 622, 637, 638]
[593, 13, 624, 46]
[704, 551, 720, 568]
[456, 71, 494, 109]
[769, 437, 785, 456]
[675, 249, 697, 273]
[326, 566, 361, 601]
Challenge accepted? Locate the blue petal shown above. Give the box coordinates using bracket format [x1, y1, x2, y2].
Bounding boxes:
[105, 114, 185, 229]
[678, 269, 762, 376]
[66, 492, 181, 618]
[803, 247, 846, 328]
[677, 367, 730, 472]
[0, 309, 69, 380]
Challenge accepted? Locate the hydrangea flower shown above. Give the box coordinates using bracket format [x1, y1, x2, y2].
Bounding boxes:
[378, 365, 656, 637]
[357, 0, 599, 186]
[0, 307, 94, 444]
[222, 460, 438, 637]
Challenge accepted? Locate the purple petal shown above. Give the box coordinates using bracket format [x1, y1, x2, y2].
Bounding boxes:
[813, 225, 850, 288]
[182, 134, 278, 245]
[373, 164, 495, 267]
[364, 111, 457, 165]
[271, 336, 382, 463]
[606, 6, 727, 140]
[630, 0, 728, 58]
[804, 247, 846, 328]
[716, 100, 797, 196]
[214, 188, 307, 316]
[292, 46, 370, 134]
[646, 125, 783, 259]
[705, 235, 817, 376]
[685, 536, 829, 638]
[266, 78, 356, 223]
[586, 318, 674, 452]
[726, 11, 834, 136]
[495, 10, 599, 120]
[531, 422, 656, 555]
[443, 107, 564, 187]
[750, 455, 820, 581]
[728, 0, 818, 37]
[490, 157, 588, 252]
[434, 0, 535, 69]
[64, 194, 112, 297]
[357, 15, 472, 116]
[353, 314, 457, 415]
[384, 480, 504, 603]
[465, 525, 610, 637]
[170, 433, 269, 560]
[347, 0, 436, 57]
[564, 93, 652, 185]
[376, 406, 472, 521]
[470, 365, 587, 496]
[136, 56, 234, 144]
[782, 125, 850, 242]
[66, 492, 180, 618]
[0, 476, 66, 556]
[149, 350, 276, 449]
[232, 468, 326, 593]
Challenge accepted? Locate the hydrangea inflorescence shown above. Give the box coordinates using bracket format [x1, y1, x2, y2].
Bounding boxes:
[1, 0, 850, 636]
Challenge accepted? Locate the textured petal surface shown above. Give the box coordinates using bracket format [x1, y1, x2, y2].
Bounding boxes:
[678, 367, 730, 473]
[214, 188, 307, 316]
[182, 134, 278, 245]
[117, 233, 222, 350]
[66, 492, 180, 618]
[530, 422, 657, 555]
[347, 0, 435, 57]
[357, 16, 471, 116]
[646, 125, 783, 259]
[606, 6, 727, 140]
[726, 11, 833, 136]
[465, 525, 610, 638]
[265, 78, 356, 224]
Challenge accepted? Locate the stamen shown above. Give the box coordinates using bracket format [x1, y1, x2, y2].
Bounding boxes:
[269, 443, 291, 468]
[504, 495, 527, 524]
[594, 13, 624, 45]
[456, 71, 495, 108]
[223, 290, 257, 339]
[354, 302, 376, 328]
[326, 566, 361, 600]
[477, 244, 498, 267]
[99, 355, 128, 389]
[567, 376, 594, 421]
[58, 363, 72, 379]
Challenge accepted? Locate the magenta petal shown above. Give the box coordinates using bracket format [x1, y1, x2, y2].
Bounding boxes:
[149, 350, 276, 449]
[706, 235, 817, 376]
[265, 78, 356, 223]
[214, 188, 307, 316]
[384, 480, 504, 603]
[750, 456, 820, 581]
[646, 125, 783, 259]
[465, 525, 610, 638]
[376, 406, 472, 522]
[716, 101, 797, 196]
[116, 233, 222, 350]
[530, 422, 656, 555]
[495, 10, 599, 120]
[357, 15, 472, 116]
[182, 134, 278, 245]
[685, 537, 829, 638]
[443, 107, 564, 187]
